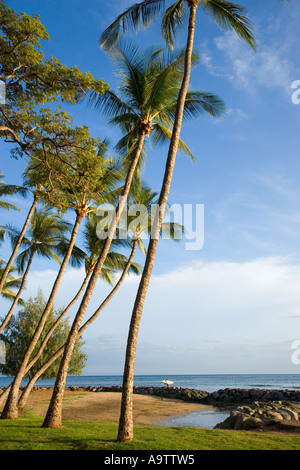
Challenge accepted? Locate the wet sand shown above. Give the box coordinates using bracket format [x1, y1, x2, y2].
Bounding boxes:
[24, 389, 211, 426]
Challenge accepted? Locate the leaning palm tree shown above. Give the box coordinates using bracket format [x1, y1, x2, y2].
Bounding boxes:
[41, 43, 221, 428]
[16, 214, 142, 412]
[16, 239, 141, 412]
[100, 0, 256, 442]
[40, 183, 183, 427]
[20, 212, 140, 382]
[0, 171, 32, 295]
[0, 137, 121, 420]
[13, 184, 184, 415]
[0, 206, 72, 335]
[0, 261, 24, 306]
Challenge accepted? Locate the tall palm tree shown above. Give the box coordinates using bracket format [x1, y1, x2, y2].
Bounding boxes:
[0, 139, 121, 420]
[41, 43, 220, 428]
[0, 206, 72, 335]
[100, 0, 255, 442]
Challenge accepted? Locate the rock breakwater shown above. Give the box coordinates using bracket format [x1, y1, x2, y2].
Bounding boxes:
[215, 401, 300, 431]
[63, 385, 300, 405]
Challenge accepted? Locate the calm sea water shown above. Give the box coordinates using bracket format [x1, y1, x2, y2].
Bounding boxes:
[1, 373, 300, 392]
[1, 374, 299, 428]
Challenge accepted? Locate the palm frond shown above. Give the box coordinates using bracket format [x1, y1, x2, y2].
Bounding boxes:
[100, 0, 165, 50]
[0, 184, 29, 199]
[161, 0, 187, 49]
[202, 0, 256, 50]
[88, 89, 135, 120]
[151, 122, 195, 161]
[109, 42, 147, 109]
[0, 201, 20, 212]
[15, 247, 34, 273]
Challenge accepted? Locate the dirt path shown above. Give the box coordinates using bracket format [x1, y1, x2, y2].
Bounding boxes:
[25, 389, 210, 426]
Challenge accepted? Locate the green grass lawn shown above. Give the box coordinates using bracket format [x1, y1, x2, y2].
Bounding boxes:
[0, 413, 299, 450]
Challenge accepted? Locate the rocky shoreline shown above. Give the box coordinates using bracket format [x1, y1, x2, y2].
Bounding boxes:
[2, 384, 300, 431]
[65, 385, 300, 431]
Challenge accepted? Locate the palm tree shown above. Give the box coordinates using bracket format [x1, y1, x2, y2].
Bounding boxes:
[0, 138, 121, 420]
[40, 183, 182, 427]
[0, 171, 32, 295]
[41, 43, 219, 428]
[0, 206, 72, 335]
[16, 238, 140, 412]
[0, 261, 24, 306]
[100, 0, 255, 442]
[20, 212, 140, 381]
[16, 215, 142, 412]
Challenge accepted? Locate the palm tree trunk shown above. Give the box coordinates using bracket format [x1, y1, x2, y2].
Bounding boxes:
[18, 240, 138, 413]
[0, 195, 39, 310]
[1, 268, 91, 412]
[117, 4, 198, 443]
[42, 132, 144, 428]
[0, 386, 10, 409]
[0, 211, 84, 420]
[0, 249, 35, 334]
[25, 268, 92, 373]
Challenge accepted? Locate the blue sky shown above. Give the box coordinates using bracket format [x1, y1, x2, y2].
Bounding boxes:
[1, 0, 300, 376]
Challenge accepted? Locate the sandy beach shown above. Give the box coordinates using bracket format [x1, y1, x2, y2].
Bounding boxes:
[24, 389, 210, 426]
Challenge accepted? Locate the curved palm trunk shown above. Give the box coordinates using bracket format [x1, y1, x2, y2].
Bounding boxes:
[0, 386, 10, 409]
[42, 133, 145, 429]
[117, 4, 198, 443]
[0, 249, 35, 333]
[18, 240, 138, 412]
[25, 268, 92, 373]
[0, 211, 84, 420]
[0, 268, 91, 411]
[0, 195, 39, 309]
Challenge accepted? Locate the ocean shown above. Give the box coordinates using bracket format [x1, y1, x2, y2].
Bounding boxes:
[1, 374, 299, 429]
[1, 373, 299, 392]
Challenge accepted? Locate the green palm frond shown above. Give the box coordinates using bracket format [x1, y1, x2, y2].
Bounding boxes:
[0, 172, 29, 212]
[54, 240, 86, 268]
[10, 207, 73, 272]
[161, 0, 186, 49]
[160, 90, 227, 122]
[88, 89, 135, 120]
[100, 0, 256, 52]
[0, 201, 20, 212]
[151, 122, 195, 161]
[0, 261, 24, 305]
[201, 0, 256, 50]
[100, 0, 165, 51]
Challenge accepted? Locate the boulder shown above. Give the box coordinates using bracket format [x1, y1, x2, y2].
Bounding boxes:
[215, 401, 300, 431]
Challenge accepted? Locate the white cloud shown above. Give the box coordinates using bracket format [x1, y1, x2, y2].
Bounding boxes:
[81, 256, 300, 374]
[201, 23, 297, 98]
